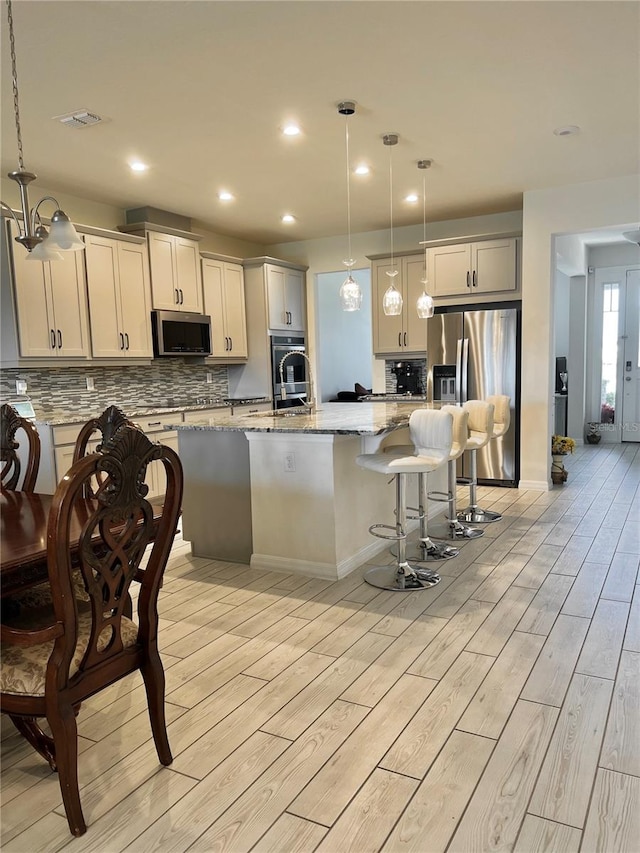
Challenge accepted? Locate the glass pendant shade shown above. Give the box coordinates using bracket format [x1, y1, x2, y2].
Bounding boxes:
[25, 226, 63, 261]
[383, 282, 403, 316]
[47, 211, 85, 251]
[416, 290, 434, 318]
[340, 273, 363, 311]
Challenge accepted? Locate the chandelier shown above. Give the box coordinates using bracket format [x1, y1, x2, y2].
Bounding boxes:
[0, 0, 84, 261]
[338, 101, 362, 312]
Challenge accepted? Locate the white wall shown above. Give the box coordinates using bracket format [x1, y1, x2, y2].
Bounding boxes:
[316, 269, 372, 401]
[554, 270, 570, 357]
[1, 178, 267, 258]
[520, 174, 640, 489]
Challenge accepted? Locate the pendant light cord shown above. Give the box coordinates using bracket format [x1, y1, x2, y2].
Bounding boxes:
[422, 169, 427, 277]
[345, 115, 352, 264]
[388, 142, 394, 271]
[6, 0, 25, 171]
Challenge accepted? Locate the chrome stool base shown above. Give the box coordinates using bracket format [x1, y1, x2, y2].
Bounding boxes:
[448, 519, 484, 539]
[398, 538, 459, 562]
[364, 564, 441, 592]
[457, 506, 503, 524]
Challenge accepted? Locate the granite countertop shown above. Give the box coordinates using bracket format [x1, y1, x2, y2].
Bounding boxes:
[169, 401, 435, 436]
[31, 397, 270, 427]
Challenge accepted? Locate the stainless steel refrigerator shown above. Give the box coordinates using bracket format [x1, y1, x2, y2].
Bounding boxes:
[426, 306, 520, 485]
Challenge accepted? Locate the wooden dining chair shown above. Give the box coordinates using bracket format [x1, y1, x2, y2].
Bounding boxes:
[0, 402, 41, 492]
[0, 423, 183, 837]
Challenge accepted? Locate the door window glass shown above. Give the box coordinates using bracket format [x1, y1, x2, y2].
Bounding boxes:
[600, 282, 619, 423]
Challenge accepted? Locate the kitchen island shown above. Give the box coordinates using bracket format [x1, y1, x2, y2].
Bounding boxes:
[170, 402, 447, 580]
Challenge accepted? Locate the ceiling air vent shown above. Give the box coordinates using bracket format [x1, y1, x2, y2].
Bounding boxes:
[54, 110, 103, 129]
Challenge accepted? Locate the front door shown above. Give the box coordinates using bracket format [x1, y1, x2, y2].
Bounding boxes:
[621, 268, 640, 442]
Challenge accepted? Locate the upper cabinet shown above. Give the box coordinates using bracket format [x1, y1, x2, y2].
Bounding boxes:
[372, 255, 428, 355]
[83, 234, 153, 358]
[427, 237, 518, 297]
[201, 254, 248, 360]
[118, 224, 204, 313]
[3, 219, 90, 360]
[266, 264, 305, 331]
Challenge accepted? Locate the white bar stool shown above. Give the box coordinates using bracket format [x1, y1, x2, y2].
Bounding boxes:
[457, 399, 501, 524]
[438, 404, 484, 539]
[356, 409, 453, 591]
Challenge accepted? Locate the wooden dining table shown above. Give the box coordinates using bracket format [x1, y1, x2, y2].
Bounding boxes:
[1, 490, 167, 598]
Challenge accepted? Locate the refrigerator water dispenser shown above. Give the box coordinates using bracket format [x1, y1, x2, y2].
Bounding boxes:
[432, 365, 457, 401]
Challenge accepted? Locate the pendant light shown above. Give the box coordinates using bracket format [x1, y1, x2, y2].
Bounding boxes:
[338, 101, 362, 311]
[382, 133, 403, 316]
[416, 159, 434, 318]
[0, 0, 85, 259]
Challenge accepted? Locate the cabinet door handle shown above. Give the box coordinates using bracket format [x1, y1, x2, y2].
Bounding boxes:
[466, 271, 471, 289]
[398, 332, 402, 347]
[147, 421, 161, 427]
[404, 332, 407, 347]
[229, 336, 232, 351]
[179, 288, 184, 304]
[224, 336, 229, 351]
[125, 332, 130, 350]
[175, 288, 180, 304]
[472, 270, 477, 288]
[119, 332, 125, 350]
[50, 329, 56, 349]
[57, 330, 63, 349]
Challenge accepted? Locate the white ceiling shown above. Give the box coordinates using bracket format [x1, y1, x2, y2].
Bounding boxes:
[1, 1, 638, 246]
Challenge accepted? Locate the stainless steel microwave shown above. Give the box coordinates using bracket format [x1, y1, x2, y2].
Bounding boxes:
[151, 310, 212, 357]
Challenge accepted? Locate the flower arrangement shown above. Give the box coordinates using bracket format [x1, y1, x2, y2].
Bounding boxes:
[552, 435, 576, 455]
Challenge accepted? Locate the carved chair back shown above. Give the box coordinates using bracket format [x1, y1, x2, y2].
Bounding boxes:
[0, 403, 41, 492]
[73, 405, 135, 497]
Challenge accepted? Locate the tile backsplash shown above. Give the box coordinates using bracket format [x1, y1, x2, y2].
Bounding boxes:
[0, 362, 229, 416]
[385, 359, 427, 394]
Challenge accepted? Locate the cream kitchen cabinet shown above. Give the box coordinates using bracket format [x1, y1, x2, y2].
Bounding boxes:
[372, 255, 428, 355]
[5, 220, 90, 360]
[84, 234, 153, 358]
[427, 237, 517, 297]
[201, 254, 248, 359]
[118, 224, 204, 313]
[266, 263, 305, 331]
[147, 231, 203, 312]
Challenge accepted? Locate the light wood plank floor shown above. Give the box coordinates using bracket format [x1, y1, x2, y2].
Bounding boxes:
[2, 443, 638, 852]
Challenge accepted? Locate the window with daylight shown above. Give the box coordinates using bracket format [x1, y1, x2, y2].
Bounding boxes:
[600, 282, 618, 424]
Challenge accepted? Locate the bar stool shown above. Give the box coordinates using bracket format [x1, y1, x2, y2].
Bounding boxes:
[438, 405, 484, 540]
[356, 409, 453, 591]
[457, 399, 500, 524]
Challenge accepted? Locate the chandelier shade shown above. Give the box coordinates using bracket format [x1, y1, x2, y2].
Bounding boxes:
[1, 0, 85, 260]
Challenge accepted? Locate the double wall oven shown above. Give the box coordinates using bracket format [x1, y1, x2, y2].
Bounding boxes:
[270, 335, 308, 409]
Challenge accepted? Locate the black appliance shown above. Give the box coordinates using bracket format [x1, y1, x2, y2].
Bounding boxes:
[151, 310, 212, 357]
[270, 334, 308, 409]
[426, 304, 520, 485]
[392, 361, 422, 395]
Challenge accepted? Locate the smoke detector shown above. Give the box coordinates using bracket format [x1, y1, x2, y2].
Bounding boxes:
[54, 110, 103, 129]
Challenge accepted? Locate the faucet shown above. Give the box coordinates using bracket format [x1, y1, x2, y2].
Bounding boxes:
[278, 350, 316, 410]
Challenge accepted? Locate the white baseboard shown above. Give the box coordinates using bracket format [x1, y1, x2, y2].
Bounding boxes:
[517, 479, 551, 492]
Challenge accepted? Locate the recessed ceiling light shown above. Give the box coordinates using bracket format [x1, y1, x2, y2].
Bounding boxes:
[282, 124, 301, 136]
[553, 125, 581, 137]
[218, 191, 234, 201]
[354, 164, 370, 175]
[281, 214, 296, 223]
[405, 193, 419, 203]
[130, 161, 147, 172]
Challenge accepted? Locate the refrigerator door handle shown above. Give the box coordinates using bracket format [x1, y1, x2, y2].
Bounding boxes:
[455, 338, 463, 404]
[461, 337, 469, 403]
